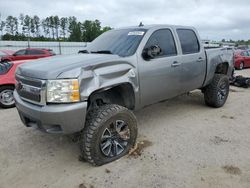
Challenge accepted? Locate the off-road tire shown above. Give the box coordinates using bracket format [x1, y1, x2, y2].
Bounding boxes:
[204, 74, 229, 108]
[80, 104, 137, 166]
[0, 85, 15, 108]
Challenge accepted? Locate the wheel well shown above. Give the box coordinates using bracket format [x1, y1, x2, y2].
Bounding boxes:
[88, 83, 135, 110]
[215, 62, 229, 75]
[2, 58, 11, 62]
[0, 84, 15, 89]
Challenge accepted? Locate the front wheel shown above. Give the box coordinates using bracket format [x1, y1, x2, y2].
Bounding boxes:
[80, 104, 137, 166]
[0, 86, 15, 108]
[204, 74, 229, 108]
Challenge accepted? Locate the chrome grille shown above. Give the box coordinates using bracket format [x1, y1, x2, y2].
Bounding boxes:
[16, 74, 46, 105]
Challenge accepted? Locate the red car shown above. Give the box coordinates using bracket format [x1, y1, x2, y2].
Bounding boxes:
[234, 50, 250, 70]
[0, 60, 30, 108]
[1, 48, 55, 62]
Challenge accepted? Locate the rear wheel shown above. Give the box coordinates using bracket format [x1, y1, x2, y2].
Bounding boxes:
[80, 104, 137, 166]
[0, 86, 15, 108]
[204, 74, 229, 108]
[239, 62, 244, 70]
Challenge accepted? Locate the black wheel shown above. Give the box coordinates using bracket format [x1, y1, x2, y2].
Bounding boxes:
[204, 74, 229, 108]
[239, 62, 244, 70]
[80, 104, 137, 166]
[0, 86, 15, 108]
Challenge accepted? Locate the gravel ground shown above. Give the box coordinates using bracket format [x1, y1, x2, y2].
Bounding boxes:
[0, 69, 250, 188]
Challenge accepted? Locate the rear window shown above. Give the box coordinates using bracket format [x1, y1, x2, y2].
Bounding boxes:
[177, 29, 200, 54]
[0, 62, 13, 75]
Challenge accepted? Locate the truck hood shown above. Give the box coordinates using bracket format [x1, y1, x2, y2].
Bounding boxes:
[16, 54, 122, 79]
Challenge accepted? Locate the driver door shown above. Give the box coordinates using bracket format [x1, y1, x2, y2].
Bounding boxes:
[13, 49, 27, 60]
[138, 29, 182, 106]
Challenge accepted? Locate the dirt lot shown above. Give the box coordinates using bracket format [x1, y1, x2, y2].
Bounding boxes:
[0, 70, 250, 188]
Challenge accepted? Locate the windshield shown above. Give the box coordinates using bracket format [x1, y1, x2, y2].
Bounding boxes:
[0, 62, 13, 75]
[87, 28, 147, 57]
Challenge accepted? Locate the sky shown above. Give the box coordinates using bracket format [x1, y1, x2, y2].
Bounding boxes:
[0, 0, 250, 41]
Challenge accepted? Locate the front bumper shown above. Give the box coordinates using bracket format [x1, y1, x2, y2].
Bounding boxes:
[14, 90, 88, 134]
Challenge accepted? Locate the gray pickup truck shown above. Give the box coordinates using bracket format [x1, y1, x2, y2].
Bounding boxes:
[14, 25, 234, 165]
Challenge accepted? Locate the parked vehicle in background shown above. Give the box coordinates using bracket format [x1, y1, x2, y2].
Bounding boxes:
[1, 48, 55, 62]
[0, 50, 15, 58]
[0, 60, 30, 108]
[234, 50, 250, 70]
[14, 25, 234, 166]
[236, 45, 249, 50]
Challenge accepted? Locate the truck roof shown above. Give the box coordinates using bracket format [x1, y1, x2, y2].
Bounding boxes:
[116, 24, 196, 31]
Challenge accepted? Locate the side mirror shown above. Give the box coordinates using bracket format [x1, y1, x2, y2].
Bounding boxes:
[13, 53, 17, 56]
[142, 45, 162, 60]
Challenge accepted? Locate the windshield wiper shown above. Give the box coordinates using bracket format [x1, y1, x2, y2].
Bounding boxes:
[90, 50, 113, 54]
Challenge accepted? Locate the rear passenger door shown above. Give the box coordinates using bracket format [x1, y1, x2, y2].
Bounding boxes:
[138, 29, 182, 106]
[176, 29, 206, 92]
[26, 49, 46, 59]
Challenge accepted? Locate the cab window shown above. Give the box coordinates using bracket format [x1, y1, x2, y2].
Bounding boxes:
[177, 29, 200, 54]
[144, 29, 177, 58]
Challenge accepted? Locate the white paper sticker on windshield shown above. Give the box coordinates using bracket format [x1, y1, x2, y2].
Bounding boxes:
[128, 31, 145, 36]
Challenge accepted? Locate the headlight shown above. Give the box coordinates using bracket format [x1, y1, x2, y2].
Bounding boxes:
[47, 79, 80, 103]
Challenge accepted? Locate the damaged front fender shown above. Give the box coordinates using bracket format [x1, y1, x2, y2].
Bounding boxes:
[77, 58, 140, 109]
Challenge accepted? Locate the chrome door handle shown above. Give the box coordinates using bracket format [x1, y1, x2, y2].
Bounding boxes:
[171, 61, 181, 67]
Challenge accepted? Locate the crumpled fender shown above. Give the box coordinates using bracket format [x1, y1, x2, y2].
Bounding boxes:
[77, 60, 139, 102]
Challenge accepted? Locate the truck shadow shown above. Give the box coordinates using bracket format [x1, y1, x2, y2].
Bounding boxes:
[13, 91, 205, 164]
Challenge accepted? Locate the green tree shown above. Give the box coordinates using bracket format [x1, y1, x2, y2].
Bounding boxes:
[5, 16, 18, 35]
[69, 22, 82, 41]
[53, 16, 60, 39]
[68, 16, 77, 34]
[68, 16, 82, 41]
[42, 17, 50, 38]
[23, 15, 32, 37]
[1, 14, 112, 42]
[33, 15, 40, 37]
[0, 14, 5, 38]
[101, 26, 112, 33]
[49, 16, 55, 39]
[60, 17, 68, 40]
[0, 21, 5, 37]
[82, 20, 107, 42]
[19, 13, 25, 35]
[81, 20, 92, 42]
[30, 17, 36, 37]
